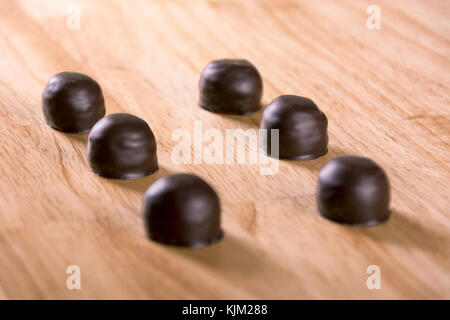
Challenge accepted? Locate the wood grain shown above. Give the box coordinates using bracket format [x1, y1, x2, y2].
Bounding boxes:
[0, 0, 449, 299]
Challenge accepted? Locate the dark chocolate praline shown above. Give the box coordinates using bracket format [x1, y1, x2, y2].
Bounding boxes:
[143, 174, 223, 248]
[317, 156, 391, 226]
[260, 95, 328, 160]
[87, 113, 158, 180]
[199, 59, 263, 115]
[42, 72, 105, 133]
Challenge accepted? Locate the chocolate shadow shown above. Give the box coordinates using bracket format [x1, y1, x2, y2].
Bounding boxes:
[280, 145, 353, 174]
[172, 233, 286, 278]
[347, 209, 449, 252]
[107, 166, 171, 194]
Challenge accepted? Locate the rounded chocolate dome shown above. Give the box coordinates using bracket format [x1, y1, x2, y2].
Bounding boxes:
[143, 174, 223, 248]
[317, 156, 391, 226]
[42, 72, 105, 133]
[260, 95, 328, 160]
[199, 59, 263, 115]
[87, 113, 158, 180]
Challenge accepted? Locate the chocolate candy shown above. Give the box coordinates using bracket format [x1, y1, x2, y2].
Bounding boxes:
[317, 156, 391, 226]
[199, 59, 263, 115]
[42, 72, 106, 133]
[87, 113, 158, 180]
[260, 95, 328, 160]
[143, 174, 223, 248]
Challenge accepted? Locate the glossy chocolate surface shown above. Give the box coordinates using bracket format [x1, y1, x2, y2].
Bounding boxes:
[317, 156, 391, 226]
[87, 113, 158, 180]
[199, 59, 263, 115]
[143, 174, 223, 248]
[42, 72, 105, 133]
[260, 95, 328, 160]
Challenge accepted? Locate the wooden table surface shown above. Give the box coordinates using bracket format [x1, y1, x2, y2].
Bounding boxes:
[0, 0, 449, 299]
